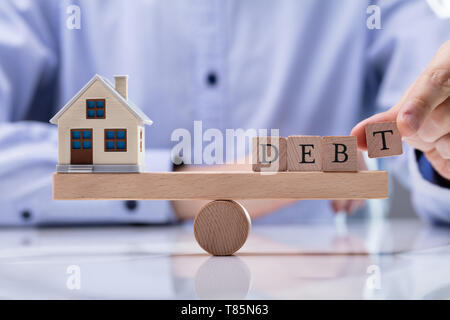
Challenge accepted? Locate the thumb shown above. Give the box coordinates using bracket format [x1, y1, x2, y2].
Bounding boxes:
[350, 109, 398, 150]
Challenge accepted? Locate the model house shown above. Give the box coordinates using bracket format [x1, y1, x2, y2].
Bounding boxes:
[50, 74, 153, 172]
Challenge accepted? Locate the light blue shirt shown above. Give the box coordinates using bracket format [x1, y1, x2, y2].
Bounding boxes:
[0, 0, 449, 226]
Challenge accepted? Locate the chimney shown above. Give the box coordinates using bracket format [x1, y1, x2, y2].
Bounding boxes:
[114, 75, 128, 100]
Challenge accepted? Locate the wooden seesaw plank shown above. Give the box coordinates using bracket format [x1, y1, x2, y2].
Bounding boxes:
[53, 171, 388, 200]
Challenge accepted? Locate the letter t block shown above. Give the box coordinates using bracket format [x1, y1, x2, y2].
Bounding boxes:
[322, 136, 357, 172]
[252, 136, 287, 172]
[365, 121, 403, 158]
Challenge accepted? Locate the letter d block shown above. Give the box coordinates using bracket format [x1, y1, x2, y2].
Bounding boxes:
[322, 136, 357, 172]
[287, 136, 322, 171]
[252, 137, 287, 172]
[366, 122, 403, 158]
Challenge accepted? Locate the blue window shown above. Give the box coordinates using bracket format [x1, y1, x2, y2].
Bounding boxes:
[72, 141, 81, 149]
[87, 99, 106, 118]
[105, 130, 115, 139]
[105, 129, 127, 151]
[72, 129, 92, 150]
[82, 131, 91, 139]
[72, 131, 81, 139]
[116, 130, 126, 139]
[83, 141, 91, 149]
[106, 141, 115, 149]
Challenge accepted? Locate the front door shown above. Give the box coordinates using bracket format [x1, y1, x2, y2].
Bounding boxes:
[71, 129, 93, 164]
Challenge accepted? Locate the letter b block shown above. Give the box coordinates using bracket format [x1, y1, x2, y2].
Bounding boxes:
[366, 122, 403, 158]
[322, 136, 357, 172]
[252, 137, 287, 172]
[287, 136, 322, 171]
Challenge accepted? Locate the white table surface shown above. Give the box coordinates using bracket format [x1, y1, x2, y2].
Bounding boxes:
[0, 218, 449, 299]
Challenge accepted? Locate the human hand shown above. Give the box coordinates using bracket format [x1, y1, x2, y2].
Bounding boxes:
[352, 41, 450, 180]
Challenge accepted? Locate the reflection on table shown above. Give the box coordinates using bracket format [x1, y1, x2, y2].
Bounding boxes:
[0, 218, 449, 299]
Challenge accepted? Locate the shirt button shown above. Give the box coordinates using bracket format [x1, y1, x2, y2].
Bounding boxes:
[125, 200, 138, 212]
[21, 210, 32, 221]
[206, 72, 218, 87]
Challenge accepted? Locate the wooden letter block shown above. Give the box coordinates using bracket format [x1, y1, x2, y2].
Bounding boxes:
[366, 122, 403, 158]
[287, 136, 322, 171]
[252, 136, 287, 172]
[322, 136, 357, 172]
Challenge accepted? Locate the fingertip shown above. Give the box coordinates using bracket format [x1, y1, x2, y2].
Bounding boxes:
[350, 122, 368, 150]
[331, 201, 339, 213]
[357, 133, 368, 150]
[352, 111, 399, 149]
[345, 200, 355, 214]
[331, 200, 345, 213]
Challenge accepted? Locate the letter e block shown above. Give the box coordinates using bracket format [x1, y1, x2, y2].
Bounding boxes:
[366, 122, 403, 158]
[322, 136, 357, 172]
[287, 136, 322, 171]
[252, 137, 287, 172]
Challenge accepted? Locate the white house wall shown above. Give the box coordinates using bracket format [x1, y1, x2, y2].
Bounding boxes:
[57, 79, 140, 165]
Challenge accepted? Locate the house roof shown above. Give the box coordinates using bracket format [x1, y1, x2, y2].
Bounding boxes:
[49, 74, 153, 125]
